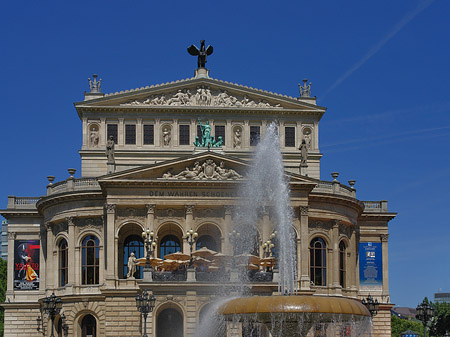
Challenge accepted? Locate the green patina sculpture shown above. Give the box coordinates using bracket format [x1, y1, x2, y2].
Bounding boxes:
[194, 118, 223, 147]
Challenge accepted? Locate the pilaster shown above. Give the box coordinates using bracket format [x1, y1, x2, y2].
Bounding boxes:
[67, 217, 75, 287]
[146, 204, 156, 233]
[332, 220, 341, 294]
[381, 233, 390, 302]
[6, 231, 16, 294]
[349, 228, 358, 295]
[184, 205, 195, 253]
[105, 204, 116, 283]
[118, 118, 124, 146]
[137, 118, 143, 147]
[299, 206, 310, 290]
[223, 206, 233, 255]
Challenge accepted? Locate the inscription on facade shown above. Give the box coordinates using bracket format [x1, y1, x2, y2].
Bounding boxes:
[148, 189, 238, 198]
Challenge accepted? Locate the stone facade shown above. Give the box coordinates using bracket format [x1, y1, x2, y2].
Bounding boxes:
[0, 69, 396, 337]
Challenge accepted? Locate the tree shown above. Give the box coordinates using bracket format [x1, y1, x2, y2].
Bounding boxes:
[430, 301, 450, 337]
[0, 258, 7, 337]
[391, 314, 423, 337]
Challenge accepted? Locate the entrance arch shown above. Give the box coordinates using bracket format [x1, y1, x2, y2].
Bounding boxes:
[81, 314, 96, 337]
[157, 308, 183, 337]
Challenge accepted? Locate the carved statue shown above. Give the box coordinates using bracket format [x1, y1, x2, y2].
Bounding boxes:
[299, 139, 308, 165]
[90, 129, 99, 147]
[187, 40, 214, 68]
[233, 128, 242, 149]
[106, 136, 115, 163]
[194, 119, 223, 148]
[303, 128, 312, 150]
[162, 127, 171, 146]
[127, 252, 137, 279]
[299, 79, 312, 98]
[175, 161, 202, 179]
[88, 74, 102, 93]
[216, 161, 242, 179]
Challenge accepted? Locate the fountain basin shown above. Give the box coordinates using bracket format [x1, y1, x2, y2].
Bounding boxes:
[219, 295, 370, 317]
[219, 295, 371, 337]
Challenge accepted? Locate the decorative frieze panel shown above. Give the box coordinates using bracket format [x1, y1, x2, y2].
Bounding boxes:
[122, 86, 282, 108]
[155, 208, 184, 218]
[117, 207, 146, 218]
[76, 217, 103, 229]
[195, 208, 223, 218]
[338, 223, 353, 238]
[51, 222, 68, 236]
[309, 220, 332, 233]
[162, 159, 242, 180]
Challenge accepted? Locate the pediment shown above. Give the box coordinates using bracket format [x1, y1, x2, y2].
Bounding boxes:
[99, 152, 317, 186]
[76, 77, 325, 113]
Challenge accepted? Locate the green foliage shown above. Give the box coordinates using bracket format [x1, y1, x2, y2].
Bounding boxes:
[391, 314, 423, 337]
[0, 258, 6, 337]
[430, 301, 450, 337]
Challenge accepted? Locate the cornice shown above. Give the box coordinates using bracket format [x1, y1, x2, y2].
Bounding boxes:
[358, 212, 397, 221]
[308, 193, 365, 214]
[36, 191, 105, 213]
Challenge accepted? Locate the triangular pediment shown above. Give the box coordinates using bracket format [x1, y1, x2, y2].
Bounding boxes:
[98, 152, 317, 186]
[75, 77, 326, 114]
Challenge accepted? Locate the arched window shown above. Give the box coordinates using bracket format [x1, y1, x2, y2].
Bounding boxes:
[58, 239, 68, 287]
[160, 235, 181, 258]
[196, 235, 217, 251]
[123, 235, 144, 279]
[81, 314, 96, 337]
[157, 308, 183, 337]
[82, 235, 99, 285]
[310, 237, 326, 286]
[339, 241, 347, 288]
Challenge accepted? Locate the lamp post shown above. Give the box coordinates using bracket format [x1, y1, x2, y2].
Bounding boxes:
[185, 228, 198, 268]
[362, 294, 379, 317]
[36, 314, 45, 336]
[61, 313, 69, 337]
[416, 299, 434, 337]
[228, 230, 241, 256]
[136, 289, 156, 337]
[142, 229, 157, 271]
[40, 292, 63, 337]
[262, 231, 277, 258]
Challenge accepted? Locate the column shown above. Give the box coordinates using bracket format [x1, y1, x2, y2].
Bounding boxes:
[226, 119, 232, 149]
[349, 228, 358, 295]
[105, 204, 116, 282]
[299, 206, 310, 290]
[190, 119, 196, 147]
[173, 120, 179, 147]
[223, 206, 233, 255]
[243, 120, 249, 148]
[67, 217, 76, 287]
[331, 221, 341, 293]
[118, 118, 124, 146]
[82, 118, 88, 149]
[381, 234, 390, 302]
[155, 118, 160, 147]
[137, 118, 143, 147]
[146, 204, 156, 233]
[100, 118, 106, 146]
[261, 207, 270, 257]
[46, 224, 55, 289]
[6, 232, 16, 294]
[184, 205, 195, 253]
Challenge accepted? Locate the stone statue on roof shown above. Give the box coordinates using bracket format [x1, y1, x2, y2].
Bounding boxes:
[187, 40, 213, 68]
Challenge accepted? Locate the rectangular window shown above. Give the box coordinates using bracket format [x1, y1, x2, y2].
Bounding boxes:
[285, 127, 295, 147]
[215, 125, 225, 145]
[250, 126, 260, 146]
[125, 124, 136, 145]
[143, 125, 154, 145]
[179, 125, 190, 145]
[107, 124, 118, 143]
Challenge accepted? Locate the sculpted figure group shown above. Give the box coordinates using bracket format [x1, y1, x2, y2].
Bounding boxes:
[124, 87, 281, 108]
[162, 160, 242, 181]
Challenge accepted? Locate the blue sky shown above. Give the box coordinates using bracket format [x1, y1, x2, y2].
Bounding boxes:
[1, 0, 449, 308]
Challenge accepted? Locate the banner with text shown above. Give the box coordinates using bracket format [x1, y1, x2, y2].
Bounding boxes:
[359, 242, 382, 291]
[14, 240, 40, 290]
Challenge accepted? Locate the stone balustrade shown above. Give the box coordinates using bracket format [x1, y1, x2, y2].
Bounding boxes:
[6, 196, 40, 210]
[362, 200, 388, 213]
[47, 177, 101, 196]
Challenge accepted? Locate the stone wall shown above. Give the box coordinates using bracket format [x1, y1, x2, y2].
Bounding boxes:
[4, 307, 41, 337]
[104, 295, 140, 336]
[372, 306, 392, 337]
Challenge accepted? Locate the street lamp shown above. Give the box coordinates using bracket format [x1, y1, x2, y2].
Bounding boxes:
[136, 289, 156, 337]
[362, 294, 379, 317]
[36, 314, 45, 336]
[142, 229, 157, 271]
[185, 228, 198, 268]
[262, 231, 277, 258]
[416, 299, 434, 337]
[40, 292, 63, 337]
[60, 313, 69, 337]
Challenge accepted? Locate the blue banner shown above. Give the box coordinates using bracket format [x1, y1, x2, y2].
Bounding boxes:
[359, 242, 382, 290]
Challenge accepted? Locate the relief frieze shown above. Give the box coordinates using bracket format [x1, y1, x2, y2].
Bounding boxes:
[309, 220, 332, 233]
[117, 207, 146, 218]
[122, 86, 282, 108]
[161, 159, 242, 181]
[76, 217, 103, 229]
[51, 222, 68, 236]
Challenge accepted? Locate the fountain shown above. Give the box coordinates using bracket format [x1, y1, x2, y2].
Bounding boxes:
[213, 123, 372, 337]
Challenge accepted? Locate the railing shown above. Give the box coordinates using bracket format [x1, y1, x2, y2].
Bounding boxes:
[7, 196, 40, 210]
[196, 271, 230, 282]
[362, 200, 388, 213]
[248, 270, 273, 282]
[152, 270, 187, 282]
[312, 180, 355, 198]
[47, 177, 101, 195]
